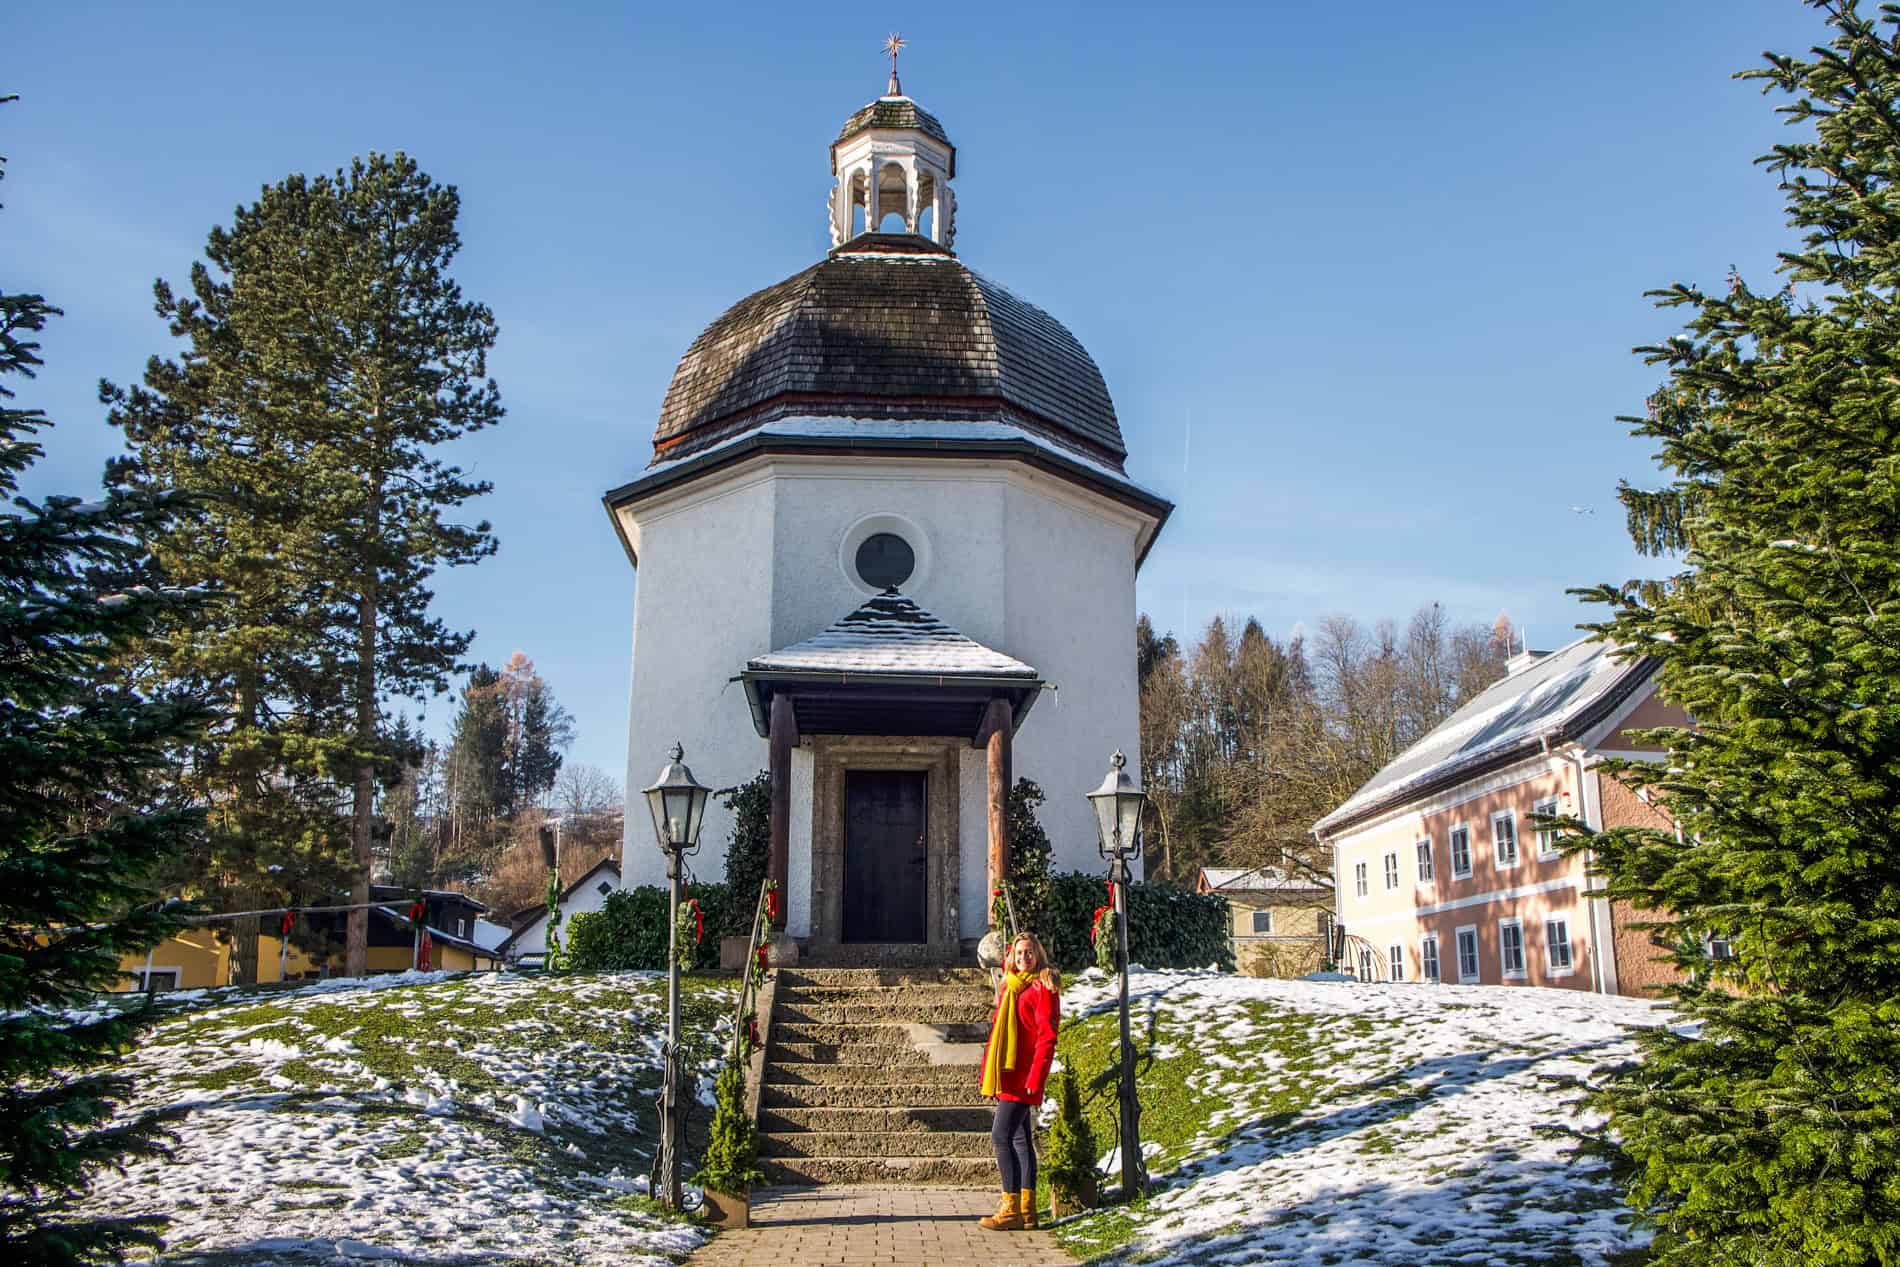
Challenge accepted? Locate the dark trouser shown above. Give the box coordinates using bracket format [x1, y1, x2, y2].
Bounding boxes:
[992, 1098, 1036, 1193]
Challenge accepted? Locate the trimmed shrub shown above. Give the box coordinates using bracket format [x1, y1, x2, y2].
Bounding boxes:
[565, 885, 669, 970]
[716, 772, 770, 935]
[692, 1060, 764, 1195]
[1041, 1069, 1099, 1211]
[1042, 872, 1233, 974]
[1006, 778, 1055, 937]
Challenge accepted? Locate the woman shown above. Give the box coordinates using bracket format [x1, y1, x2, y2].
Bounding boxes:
[977, 931, 1061, 1232]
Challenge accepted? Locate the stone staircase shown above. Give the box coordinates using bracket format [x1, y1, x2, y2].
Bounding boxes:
[759, 966, 997, 1186]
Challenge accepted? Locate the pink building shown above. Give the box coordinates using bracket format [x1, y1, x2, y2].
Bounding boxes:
[1312, 637, 1687, 996]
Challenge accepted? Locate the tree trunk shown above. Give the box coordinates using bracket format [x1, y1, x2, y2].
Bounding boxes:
[231, 670, 262, 985]
[345, 473, 383, 977]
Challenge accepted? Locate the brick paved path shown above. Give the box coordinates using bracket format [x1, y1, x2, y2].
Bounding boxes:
[688, 1186, 1080, 1267]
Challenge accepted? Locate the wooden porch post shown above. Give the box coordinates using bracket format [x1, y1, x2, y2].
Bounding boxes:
[768, 693, 796, 930]
[982, 698, 1013, 917]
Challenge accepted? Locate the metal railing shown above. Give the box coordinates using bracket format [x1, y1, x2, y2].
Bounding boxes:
[729, 873, 775, 1064]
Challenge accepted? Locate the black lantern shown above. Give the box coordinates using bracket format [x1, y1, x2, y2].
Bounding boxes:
[1087, 750, 1146, 861]
[643, 741, 710, 1212]
[1086, 750, 1148, 1203]
[643, 743, 710, 855]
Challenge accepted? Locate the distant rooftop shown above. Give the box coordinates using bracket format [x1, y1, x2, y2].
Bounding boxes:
[1313, 636, 1656, 836]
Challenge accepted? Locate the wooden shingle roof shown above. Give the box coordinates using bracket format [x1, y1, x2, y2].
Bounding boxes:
[652, 235, 1126, 467]
[831, 96, 955, 174]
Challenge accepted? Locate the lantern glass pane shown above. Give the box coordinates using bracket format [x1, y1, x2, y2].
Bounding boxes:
[1117, 793, 1144, 848]
[1089, 792, 1119, 852]
[663, 786, 694, 844]
[686, 785, 709, 846]
[644, 788, 669, 849]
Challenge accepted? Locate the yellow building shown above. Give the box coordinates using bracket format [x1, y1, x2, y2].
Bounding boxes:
[1197, 867, 1335, 978]
[113, 889, 500, 992]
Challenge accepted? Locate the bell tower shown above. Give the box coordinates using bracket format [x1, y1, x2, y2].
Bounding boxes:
[828, 34, 957, 248]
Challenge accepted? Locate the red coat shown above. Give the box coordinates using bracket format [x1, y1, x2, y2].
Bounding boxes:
[984, 979, 1060, 1105]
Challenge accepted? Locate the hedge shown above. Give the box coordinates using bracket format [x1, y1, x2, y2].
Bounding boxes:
[567, 872, 1233, 974]
[1039, 872, 1234, 974]
[565, 886, 670, 970]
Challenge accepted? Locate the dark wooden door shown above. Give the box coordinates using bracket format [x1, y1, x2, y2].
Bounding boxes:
[843, 770, 927, 943]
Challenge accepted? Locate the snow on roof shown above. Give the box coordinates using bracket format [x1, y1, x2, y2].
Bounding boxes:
[746, 588, 1040, 680]
[1314, 636, 1654, 835]
[1201, 867, 1333, 893]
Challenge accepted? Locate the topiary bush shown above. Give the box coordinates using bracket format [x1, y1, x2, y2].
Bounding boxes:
[716, 772, 770, 936]
[1042, 872, 1234, 974]
[692, 1060, 764, 1196]
[565, 885, 669, 970]
[1006, 778, 1055, 937]
[1041, 1069, 1099, 1213]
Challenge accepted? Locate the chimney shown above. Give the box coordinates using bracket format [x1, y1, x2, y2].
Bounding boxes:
[1505, 648, 1550, 677]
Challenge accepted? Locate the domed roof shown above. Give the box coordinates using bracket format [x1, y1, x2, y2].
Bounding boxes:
[831, 97, 955, 176]
[652, 234, 1125, 467]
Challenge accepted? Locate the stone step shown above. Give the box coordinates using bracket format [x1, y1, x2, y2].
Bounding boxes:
[764, 1061, 975, 1088]
[759, 1155, 998, 1186]
[769, 1040, 932, 1066]
[760, 1104, 994, 1135]
[777, 967, 991, 989]
[774, 1000, 994, 1026]
[761, 1082, 986, 1109]
[775, 983, 990, 1006]
[759, 1130, 993, 1159]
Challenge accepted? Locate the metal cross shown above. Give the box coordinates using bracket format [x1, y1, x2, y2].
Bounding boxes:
[884, 32, 906, 74]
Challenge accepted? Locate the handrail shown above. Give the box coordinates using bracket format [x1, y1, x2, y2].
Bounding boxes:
[728, 873, 774, 1065]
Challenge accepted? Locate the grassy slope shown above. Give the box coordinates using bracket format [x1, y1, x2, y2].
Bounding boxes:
[71, 970, 737, 1266]
[1041, 970, 1663, 1267]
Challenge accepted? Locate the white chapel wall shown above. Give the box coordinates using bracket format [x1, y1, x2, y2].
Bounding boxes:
[620, 473, 777, 891]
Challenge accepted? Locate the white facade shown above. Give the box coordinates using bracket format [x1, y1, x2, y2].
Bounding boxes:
[616, 452, 1148, 940]
[502, 861, 621, 963]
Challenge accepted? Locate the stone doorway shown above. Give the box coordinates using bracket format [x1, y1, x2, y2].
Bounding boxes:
[843, 770, 928, 943]
[808, 735, 960, 961]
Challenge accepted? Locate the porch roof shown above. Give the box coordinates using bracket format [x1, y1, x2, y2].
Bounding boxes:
[740, 589, 1044, 742]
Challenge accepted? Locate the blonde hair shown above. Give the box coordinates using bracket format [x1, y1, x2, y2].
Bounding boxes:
[1011, 932, 1061, 993]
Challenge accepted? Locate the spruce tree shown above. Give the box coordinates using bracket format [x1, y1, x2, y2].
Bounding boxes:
[1574, 4, 1900, 1261]
[0, 97, 212, 1263]
[106, 153, 502, 975]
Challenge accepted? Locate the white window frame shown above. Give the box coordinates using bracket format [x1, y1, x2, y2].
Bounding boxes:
[1533, 797, 1562, 859]
[1705, 933, 1735, 961]
[1421, 933, 1441, 983]
[1354, 861, 1368, 897]
[1389, 944, 1405, 982]
[1455, 925, 1480, 983]
[1357, 946, 1375, 982]
[1544, 916, 1574, 977]
[1250, 909, 1273, 935]
[131, 967, 180, 993]
[1491, 810, 1520, 871]
[1448, 824, 1473, 879]
[1414, 837, 1434, 884]
[1498, 917, 1528, 980]
[1383, 851, 1400, 890]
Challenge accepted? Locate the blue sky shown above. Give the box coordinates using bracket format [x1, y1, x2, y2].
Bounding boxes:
[11, 1, 1823, 786]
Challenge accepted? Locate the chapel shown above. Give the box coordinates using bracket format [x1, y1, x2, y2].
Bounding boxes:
[606, 59, 1171, 961]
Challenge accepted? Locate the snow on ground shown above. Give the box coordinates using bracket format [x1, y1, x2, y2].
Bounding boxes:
[1053, 968, 1669, 1267]
[72, 970, 735, 1266]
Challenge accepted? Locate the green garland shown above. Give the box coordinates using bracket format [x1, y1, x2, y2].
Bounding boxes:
[674, 897, 702, 971]
[543, 867, 565, 973]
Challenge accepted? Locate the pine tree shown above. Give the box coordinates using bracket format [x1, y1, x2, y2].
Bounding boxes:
[1573, 5, 1900, 1261]
[1042, 1070, 1099, 1211]
[107, 153, 502, 975]
[691, 1061, 762, 1195]
[1, 97, 212, 1263]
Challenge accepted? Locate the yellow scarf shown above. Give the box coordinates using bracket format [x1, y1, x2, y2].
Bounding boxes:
[981, 971, 1033, 1097]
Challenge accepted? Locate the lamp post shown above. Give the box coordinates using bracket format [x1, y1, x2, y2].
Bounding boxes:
[1087, 750, 1147, 1201]
[642, 742, 711, 1210]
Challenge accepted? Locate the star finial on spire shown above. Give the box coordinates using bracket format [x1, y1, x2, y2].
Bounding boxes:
[884, 32, 906, 96]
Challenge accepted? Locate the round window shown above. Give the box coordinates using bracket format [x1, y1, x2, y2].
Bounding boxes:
[854, 532, 916, 589]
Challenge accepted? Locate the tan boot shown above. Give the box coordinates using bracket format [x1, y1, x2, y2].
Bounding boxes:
[1018, 1189, 1039, 1230]
[978, 1190, 1025, 1231]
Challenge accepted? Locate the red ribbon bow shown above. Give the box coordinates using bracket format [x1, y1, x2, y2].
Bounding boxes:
[765, 888, 781, 922]
[693, 900, 705, 945]
[407, 900, 426, 924]
[280, 910, 295, 937]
